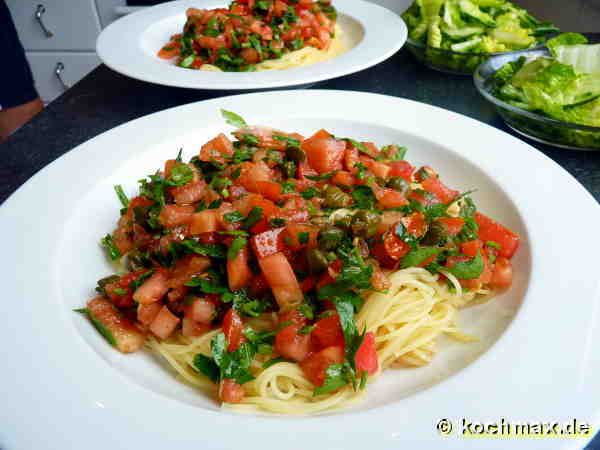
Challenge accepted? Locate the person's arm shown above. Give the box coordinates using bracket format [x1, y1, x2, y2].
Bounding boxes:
[0, 0, 43, 141]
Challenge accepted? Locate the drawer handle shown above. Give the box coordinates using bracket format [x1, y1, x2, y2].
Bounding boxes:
[55, 62, 69, 90]
[35, 4, 53, 38]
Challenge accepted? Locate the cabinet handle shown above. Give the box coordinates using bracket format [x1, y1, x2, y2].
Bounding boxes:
[35, 4, 53, 38]
[55, 62, 69, 90]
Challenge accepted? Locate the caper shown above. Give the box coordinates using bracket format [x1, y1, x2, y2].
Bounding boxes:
[285, 146, 306, 163]
[387, 176, 409, 193]
[420, 221, 448, 246]
[318, 226, 345, 251]
[281, 160, 297, 179]
[351, 210, 381, 238]
[306, 248, 329, 273]
[323, 185, 352, 208]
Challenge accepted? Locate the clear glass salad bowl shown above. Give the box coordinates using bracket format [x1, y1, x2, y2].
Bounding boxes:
[473, 48, 600, 150]
[406, 37, 547, 75]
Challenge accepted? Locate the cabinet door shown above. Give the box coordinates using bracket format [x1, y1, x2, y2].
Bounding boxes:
[27, 52, 100, 104]
[7, 0, 101, 51]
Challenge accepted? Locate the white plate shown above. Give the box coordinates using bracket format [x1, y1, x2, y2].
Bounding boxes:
[1, 90, 599, 450]
[96, 0, 406, 90]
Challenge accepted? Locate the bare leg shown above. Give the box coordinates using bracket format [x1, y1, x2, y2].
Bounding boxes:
[0, 97, 43, 141]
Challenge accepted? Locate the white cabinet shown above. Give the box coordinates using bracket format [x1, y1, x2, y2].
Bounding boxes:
[7, 0, 103, 104]
[6, 0, 101, 51]
[27, 52, 101, 103]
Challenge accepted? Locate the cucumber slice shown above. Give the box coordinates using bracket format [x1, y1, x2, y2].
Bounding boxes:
[458, 0, 496, 27]
[450, 36, 482, 52]
[442, 25, 484, 39]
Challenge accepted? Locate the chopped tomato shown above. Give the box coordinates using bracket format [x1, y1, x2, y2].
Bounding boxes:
[190, 210, 219, 234]
[157, 41, 180, 59]
[371, 231, 410, 269]
[375, 188, 408, 209]
[437, 217, 464, 236]
[227, 245, 252, 291]
[87, 297, 145, 353]
[460, 240, 482, 258]
[299, 275, 316, 293]
[331, 170, 356, 187]
[159, 204, 194, 228]
[283, 223, 318, 250]
[301, 129, 346, 174]
[199, 133, 233, 164]
[251, 227, 285, 259]
[421, 176, 459, 204]
[149, 305, 181, 340]
[222, 308, 245, 352]
[475, 213, 520, 259]
[133, 270, 169, 304]
[299, 346, 345, 387]
[354, 331, 378, 375]
[388, 160, 414, 182]
[181, 317, 210, 337]
[167, 255, 211, 289]
[360, 157, 390, 179]
[402, 212, 427, 237]
[220, 379, 245, 403]
[170, 180, 206, 205]
[279, 308, 307, 326]
[258, 252, 304, 309]
[312, 314, 344, 349]
[253, 180, 282, 201]
[275, 323, 311, 361]
[137, 302, 163, 326]
[186, 298, 216, 324]
[344, 146, 359, 173]
[490, 256, 513, 289]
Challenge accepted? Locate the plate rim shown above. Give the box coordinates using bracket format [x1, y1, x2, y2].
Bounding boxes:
[1, 90, 599, 450]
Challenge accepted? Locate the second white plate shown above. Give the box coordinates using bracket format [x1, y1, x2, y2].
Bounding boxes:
[96, 0, 407, 90]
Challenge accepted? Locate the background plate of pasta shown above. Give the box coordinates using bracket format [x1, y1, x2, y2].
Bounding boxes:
[1, 90, 599, 450]
[96, 0, 406, 90]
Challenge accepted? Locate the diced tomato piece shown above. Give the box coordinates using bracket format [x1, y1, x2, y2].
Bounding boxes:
[301, 129, 345, 174]
[421, 176, 459, 204]
[133, 270, 169, 304]
[475, 213, 520, 259]
[222, 308, 245, 352]
[312, 314, 344, 349]
[436, 217, 464, 236]
[344, 146, 359, 173]
[331, 170, 356, 187]
[170, 180, 206, 205]
[445, 252, 492, 290]
[299, 346, 345, 387]
[402, 212, 427, 237]
[159, 204, 194, 228]
[460, 240, 482, 258]
[186, 298, 216, 324]
[388, 161, 414, 182]
[371, 231, 410, 269]
[86, 297, 145, 353]
[190, 210, 219, 234]
[227, 245, 252, 291]
[354, 331, 378, 375]
[137, 302, 163, 326]
[149, 305, 181, 340]
[251, 227, 285, 259]
[237, 161, 272, 193]
[199, 133, 233, 164]
[275, 323, 312, 361]
[377, 211, 404, 234]
[370, 263, 391, 291]
[299, 275, 316, 293]
[258, 252, 304, 310]
[375, 188, 408, 209]
[278, 308, 307, 326]
[164, 159, 177, 178]
[283, 223, 318, 250]
[158, 41, 180, 59]
[181, 317, 210, 337]
[220, 379, 245, 403]
[197, 34, 227, 50]
[167, 255, 211, 289]
[490, 256, 513, 289]
[360, 157, 390, 179]
[253, 180, 282, 201]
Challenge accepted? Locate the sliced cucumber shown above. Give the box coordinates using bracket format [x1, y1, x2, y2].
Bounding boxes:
[458, 0, 496, 27]
[450, 36, 482, 52]
[442, 25, 484, 39]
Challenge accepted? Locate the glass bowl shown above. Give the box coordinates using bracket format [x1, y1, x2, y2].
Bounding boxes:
[473, 47, 600, 151]
[406, 38, 547, 75]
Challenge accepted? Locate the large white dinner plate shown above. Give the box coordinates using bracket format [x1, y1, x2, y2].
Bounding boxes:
[1, 90, 600, 450]
[96, 0, 406, 90]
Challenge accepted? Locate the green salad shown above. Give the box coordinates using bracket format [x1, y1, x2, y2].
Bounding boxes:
[491, 33, 600, 127]
[402, 0, 558, 73]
